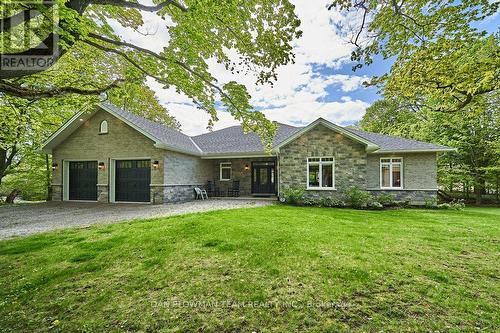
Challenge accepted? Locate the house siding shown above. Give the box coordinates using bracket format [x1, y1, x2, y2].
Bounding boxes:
[278, 124, 367, 198]
[51, 109, 165, 203]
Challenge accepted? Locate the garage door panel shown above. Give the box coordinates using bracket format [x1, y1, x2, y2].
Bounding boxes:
[69, 161, 97, 201]
[115, 160, 151, 202]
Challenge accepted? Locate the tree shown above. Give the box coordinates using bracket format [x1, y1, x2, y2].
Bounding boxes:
[1, 0, 302, 143]
[328, 0, 500, 112]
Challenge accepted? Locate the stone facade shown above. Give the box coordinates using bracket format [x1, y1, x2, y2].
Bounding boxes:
[279, 124, 367, 199]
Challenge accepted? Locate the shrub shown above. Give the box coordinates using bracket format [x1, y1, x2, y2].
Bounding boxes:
[424, 197, 438, 209]
[437, 203, 451, 210]
[367, 201, 384, 210]
[281, 187, 305, 205]
[437, 199, 465, 210]
[377, 193, 395, 207]
[344, 187, 373, 209]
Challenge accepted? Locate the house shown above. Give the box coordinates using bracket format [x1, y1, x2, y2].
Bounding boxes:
[41, 103, 455, 205]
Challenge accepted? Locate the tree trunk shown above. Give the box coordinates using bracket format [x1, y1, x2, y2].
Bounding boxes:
[474, 174, 485, 205]
[5, 189, 20, 204]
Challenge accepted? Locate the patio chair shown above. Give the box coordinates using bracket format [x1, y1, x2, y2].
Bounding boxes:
[206, 181, 219, 197]
[227, 180, 240, 197]
[194, 187, 208, 200]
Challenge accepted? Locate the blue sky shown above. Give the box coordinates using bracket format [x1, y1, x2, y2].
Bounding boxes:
[115, 0, 499, 134]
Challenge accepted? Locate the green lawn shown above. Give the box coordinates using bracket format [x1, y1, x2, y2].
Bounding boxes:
[0, 206, 499, 332]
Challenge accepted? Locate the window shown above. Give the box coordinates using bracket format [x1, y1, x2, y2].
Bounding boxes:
[220, 162, 232, 181]
[99, 120, 108, 134]
[307, 157, 334, 189]
[380, 158, 403, 189]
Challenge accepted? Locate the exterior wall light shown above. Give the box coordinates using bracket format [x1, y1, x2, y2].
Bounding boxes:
[51, 163, 58, 171]
[152, 160, 160, 169]
[98, 162, 105, 170]
[244, 164, 249, 171]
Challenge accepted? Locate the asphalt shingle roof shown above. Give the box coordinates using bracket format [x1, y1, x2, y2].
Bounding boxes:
[102, 103, 201, 155]
[191, 123, 302, 154]
[102, 103, 452, 155]
[344, 128, 453, 152]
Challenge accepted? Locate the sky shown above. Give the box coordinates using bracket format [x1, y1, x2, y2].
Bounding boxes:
[111, 0, 500, 135]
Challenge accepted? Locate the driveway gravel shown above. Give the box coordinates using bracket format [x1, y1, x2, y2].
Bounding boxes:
[0, 199, 274, 239]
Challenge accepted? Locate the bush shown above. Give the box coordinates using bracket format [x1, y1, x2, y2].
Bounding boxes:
[344, 187, 374, 209]
[367, 201, 384, 210]
[302, 196, 345, 208]
[281, 187, 305, 205]
[424, 197, 438, 209]
[377, 193, 395, 207]
[437, 203, 451, 210]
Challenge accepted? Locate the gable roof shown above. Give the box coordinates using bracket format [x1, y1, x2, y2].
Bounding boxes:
[41, 103, 454, 156]
[272, 118, 380, 152]
[192, 123, 302, 155]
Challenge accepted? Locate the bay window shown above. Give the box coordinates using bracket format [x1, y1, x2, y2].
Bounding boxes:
[380, 158, 403, 189]
[307, 157, 334, 189]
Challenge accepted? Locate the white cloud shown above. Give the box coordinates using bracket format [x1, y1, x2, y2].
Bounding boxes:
[108, 0, 372, 134]
[263, 98, 369, 126]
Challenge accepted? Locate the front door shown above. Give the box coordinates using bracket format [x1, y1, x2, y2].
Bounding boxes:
[251, 161, 276, 194]
[115, 160, 151, 202]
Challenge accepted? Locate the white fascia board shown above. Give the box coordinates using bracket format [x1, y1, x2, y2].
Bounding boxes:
[370, 148, 457, 154]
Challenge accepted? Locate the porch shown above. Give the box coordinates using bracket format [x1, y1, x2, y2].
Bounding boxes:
[201, 156, 278, 198]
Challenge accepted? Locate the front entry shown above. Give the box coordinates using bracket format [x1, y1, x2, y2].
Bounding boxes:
[69, 161, 98, 201]
[251, 161, 276, 195]
[115, 160, 151, 202]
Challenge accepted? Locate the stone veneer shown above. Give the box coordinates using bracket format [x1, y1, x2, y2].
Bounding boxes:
[279, 124, 367, 199]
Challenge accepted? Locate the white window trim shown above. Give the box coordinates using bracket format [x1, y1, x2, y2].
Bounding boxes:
[306, 157, 335, 190]
[99, 120, 108, 134]
[380, 157, 403, 189]
[220, 162, 232, 181]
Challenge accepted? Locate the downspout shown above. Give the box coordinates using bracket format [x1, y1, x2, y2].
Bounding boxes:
[276, 150, 280, 198]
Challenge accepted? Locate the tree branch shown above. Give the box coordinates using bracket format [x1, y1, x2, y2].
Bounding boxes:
[0, 79, 124, 99]
[85, 33, 244, 114]
[88, 0, 188, 12]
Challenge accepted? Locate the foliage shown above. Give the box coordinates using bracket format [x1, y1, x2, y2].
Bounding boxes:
[328, 0, 500, 112]
[438, 200, 466, 211]
[1, 205, 499, 331]
[281, 187, 305, 205]
[303, 196, 345, 208]
[1, 0, 302, 145]
[376, 193, 396, 207]
[343, 186, 373, 209]
[424, 197, 438, 209]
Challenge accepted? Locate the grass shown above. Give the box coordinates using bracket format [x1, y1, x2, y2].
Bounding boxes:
[0, 206, 499, 332]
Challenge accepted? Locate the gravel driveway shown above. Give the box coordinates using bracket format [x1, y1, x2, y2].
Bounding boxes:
[0, 199, 274, 240]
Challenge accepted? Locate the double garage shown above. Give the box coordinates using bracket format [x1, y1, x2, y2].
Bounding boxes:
[67, 159, 151, 203]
